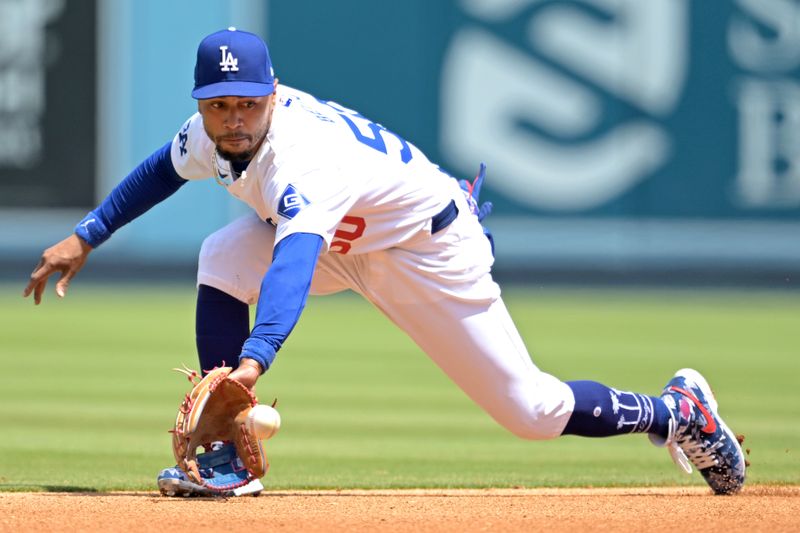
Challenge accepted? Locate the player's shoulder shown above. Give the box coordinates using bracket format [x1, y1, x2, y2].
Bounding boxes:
[275, 84, 321, 107]
[170, 112, 214, 180]
[174, 112, 211, 151]
[270, 85, 357, 158]
[273, 85, 345, 132]
[178, 112, 209, 140]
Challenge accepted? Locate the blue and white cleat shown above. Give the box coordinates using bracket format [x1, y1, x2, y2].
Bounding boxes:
[157, 466, 264, 497]
[650, 368, 746, 495]
[157, 467, 213, 497]
[157, 443, 264, 497]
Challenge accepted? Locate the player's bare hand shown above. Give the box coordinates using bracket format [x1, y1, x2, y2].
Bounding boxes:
[24, 234, 92, 305]
[229, 358, 262, 390]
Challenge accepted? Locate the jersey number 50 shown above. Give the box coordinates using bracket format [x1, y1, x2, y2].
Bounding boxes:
[321, 100, 413, 163]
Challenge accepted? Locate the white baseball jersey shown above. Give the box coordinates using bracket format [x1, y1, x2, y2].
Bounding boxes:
[170, 84, 457, 255]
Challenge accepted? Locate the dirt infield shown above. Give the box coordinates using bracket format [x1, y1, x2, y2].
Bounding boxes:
[1, 486, 798, 532]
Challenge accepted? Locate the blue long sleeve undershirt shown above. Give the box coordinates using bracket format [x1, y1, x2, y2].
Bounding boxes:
[240, 232, 323, 372]
[75, 141, 187, 247]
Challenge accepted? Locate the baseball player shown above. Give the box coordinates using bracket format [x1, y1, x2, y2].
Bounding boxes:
[24, 28, 745, 496]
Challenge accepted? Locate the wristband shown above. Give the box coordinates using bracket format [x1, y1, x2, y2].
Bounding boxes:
[74, 211, 112, 248]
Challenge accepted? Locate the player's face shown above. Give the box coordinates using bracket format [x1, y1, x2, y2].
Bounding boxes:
[198, 94, 275, 162]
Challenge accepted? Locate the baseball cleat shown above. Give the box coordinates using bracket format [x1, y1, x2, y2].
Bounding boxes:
[157, 467, 214, 497]
[231, 478, 265, 496]
[157, 466, 264, 498]
[649, 368, 746, 494]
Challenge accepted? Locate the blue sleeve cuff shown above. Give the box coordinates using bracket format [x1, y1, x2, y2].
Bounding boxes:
[74, 211, 112, 248]
[239, 340, 275, 374]
[73, 141, 186, 248]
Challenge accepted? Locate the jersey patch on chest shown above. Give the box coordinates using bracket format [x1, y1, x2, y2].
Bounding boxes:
[278, 184, 310, 219]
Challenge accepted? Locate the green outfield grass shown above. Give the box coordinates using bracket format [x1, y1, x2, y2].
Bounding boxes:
[0, 282, 798, 491]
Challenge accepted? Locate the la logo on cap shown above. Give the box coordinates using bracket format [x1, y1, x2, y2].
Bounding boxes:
[192, 27, 274, 99]
[219, 45, 239, 72]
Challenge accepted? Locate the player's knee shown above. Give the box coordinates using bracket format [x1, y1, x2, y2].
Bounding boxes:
[502, 417, 563, 441]
[198, 231, 228, 271]
[492, 382, 573, 441]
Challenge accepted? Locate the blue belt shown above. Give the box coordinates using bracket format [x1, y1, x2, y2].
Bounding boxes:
[431, 199, 458, 234]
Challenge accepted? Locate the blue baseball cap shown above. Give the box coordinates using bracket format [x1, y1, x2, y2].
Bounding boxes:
[192, 27, 275, 99]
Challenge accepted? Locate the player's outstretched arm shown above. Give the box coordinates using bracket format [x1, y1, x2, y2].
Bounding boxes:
[23, 142, 187, 305]
[23, 234, 92, 305]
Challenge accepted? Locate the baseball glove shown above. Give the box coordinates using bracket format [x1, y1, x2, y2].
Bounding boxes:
[171, 366, 268, 493]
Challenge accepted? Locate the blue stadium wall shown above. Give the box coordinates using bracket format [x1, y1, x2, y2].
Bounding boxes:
[1, 0, 798, 284]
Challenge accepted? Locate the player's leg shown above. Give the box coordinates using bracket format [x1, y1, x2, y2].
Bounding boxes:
[561, 369, 745, 493]
[195, 284, 251, 373]
[348, 193, 672, 441]
[363, 280, 672, 440]
[353, 196, 743, 492]
[375, 289, 575, 439]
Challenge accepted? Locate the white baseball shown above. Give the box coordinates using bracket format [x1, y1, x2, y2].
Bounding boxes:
[245, 404, 281, 440]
